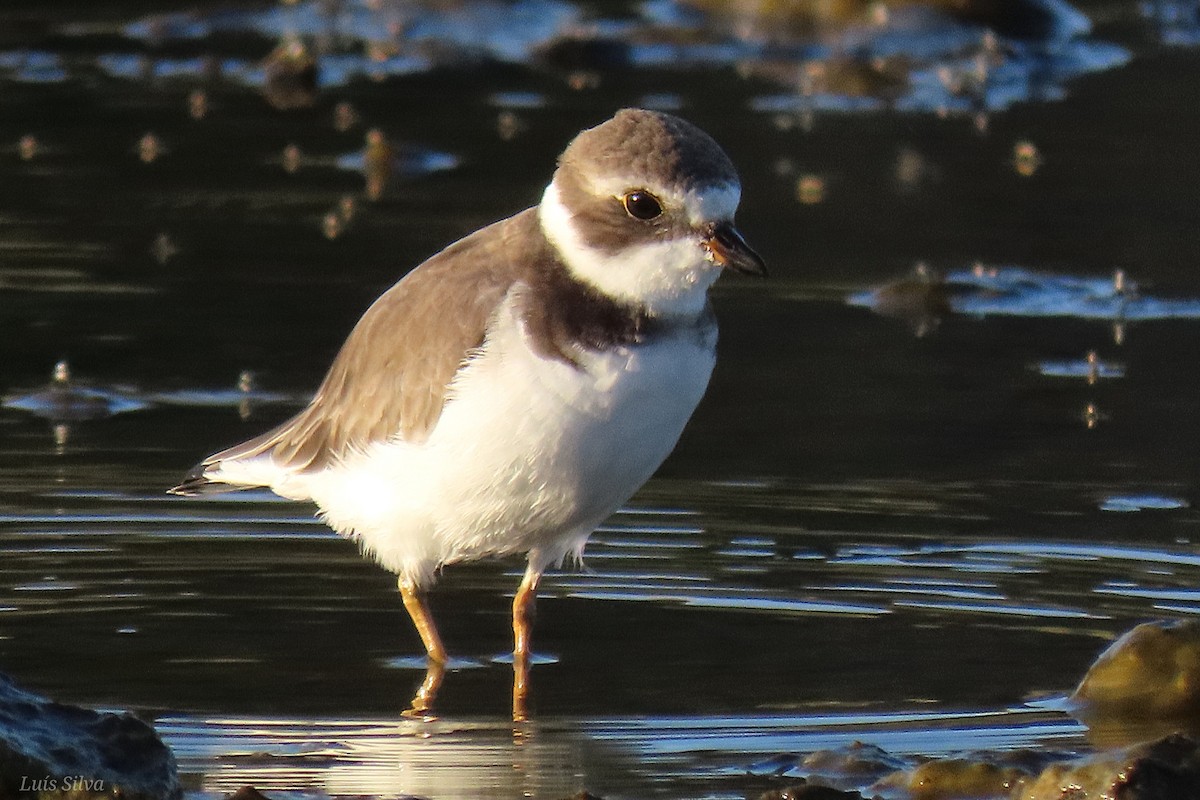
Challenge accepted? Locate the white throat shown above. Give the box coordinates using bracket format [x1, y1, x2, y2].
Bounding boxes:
[537, 181, 722, 319]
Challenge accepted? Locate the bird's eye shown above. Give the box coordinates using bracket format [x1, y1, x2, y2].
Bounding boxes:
[622, 190, 663, 221]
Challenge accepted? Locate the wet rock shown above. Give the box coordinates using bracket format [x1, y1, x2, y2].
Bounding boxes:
[874, 756, 1026, 798]
[783, 742, 1071, 799]
[1013, 734, 1200, 800]
[1070, 620, 1200, 743]
[853, 264, 950, 336]
[0, 672, 180, 799]
[800, 740, 911, 786]
[226, 789, 273, 800]
[750, 622, 1200, 799]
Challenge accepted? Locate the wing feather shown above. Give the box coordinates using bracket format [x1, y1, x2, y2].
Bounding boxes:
[191, 209, 539, 480]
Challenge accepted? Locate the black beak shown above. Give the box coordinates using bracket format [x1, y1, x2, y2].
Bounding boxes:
[704, 221, 767, 277]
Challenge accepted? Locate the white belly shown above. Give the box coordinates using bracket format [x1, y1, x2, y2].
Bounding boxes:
[297, 298, 716, 585]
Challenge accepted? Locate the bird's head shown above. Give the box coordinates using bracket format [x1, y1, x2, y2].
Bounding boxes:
[539, 108, 765, 318]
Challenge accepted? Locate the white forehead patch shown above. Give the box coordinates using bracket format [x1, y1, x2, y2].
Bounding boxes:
[588, 174, 741, 225]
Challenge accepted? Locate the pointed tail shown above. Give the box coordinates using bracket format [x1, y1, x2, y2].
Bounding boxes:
[168, 462, 252, 496]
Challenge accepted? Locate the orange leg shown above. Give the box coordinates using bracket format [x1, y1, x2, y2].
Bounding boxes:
[399, 577, 448, 664]
[399, 578, 448, 717]
[512, 567, 541, 721]
[403, 660, 445, 718]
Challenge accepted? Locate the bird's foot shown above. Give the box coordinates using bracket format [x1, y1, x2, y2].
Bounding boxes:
[403, 658, 445, 719]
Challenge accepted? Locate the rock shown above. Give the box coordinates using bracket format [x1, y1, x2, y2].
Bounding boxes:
[874, 757, 1027, 798]
[800, 740, 912, 786]
[854, 264, 951, 337]
[782, 743, 1068, 799]
[0, 673, 180, 799]
[1070, 620, 1200, 744]
[227, 789, 274, 800]
[1012, 734, 1200, 800]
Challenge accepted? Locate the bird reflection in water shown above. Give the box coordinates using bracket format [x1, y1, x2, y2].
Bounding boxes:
[186, 712, 590, 799]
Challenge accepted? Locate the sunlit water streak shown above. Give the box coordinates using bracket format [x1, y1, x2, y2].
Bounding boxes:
[154, 705, 1088, 799]
[164, 715, 601, 799]
[4, 482, 1200, 632]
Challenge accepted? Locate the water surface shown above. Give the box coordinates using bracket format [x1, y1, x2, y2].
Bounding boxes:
[3, 1, 1200, 797]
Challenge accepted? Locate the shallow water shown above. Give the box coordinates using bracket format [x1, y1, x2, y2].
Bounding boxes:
[4, 1, 1200, 797]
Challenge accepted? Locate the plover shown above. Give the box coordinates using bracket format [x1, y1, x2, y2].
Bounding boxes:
[171, 108, 764, 716]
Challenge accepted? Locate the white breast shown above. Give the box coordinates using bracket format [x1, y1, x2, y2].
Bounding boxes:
[298, 290, 717, 586]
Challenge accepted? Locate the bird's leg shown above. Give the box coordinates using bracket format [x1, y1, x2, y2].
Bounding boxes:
[399, 577, 448, 718]
[399, 577, 448, 663]
[512, 565, 541, 721]
[403, 660, 445, 719]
